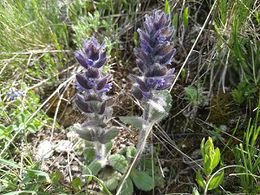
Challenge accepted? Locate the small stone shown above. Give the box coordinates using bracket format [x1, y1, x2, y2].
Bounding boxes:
[55, 140, 73, 153]
[71, 165, 79, 172]
[67, 131, 79, 140]
[35, 140, 53, 161]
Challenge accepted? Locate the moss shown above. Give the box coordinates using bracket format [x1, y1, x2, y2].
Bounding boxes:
[209, 92, 233, 125]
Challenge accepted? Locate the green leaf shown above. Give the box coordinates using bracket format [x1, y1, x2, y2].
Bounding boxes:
[172, 13, 178, 30]
[71, 177, 83, 191]
[211, 147, 220, 170]
[50, 171, 62, 184]
[183, 7, 189, 28]
[130, 169, 154, 191]
[105, 177, 119, 191]
[118, 177, 133, 195]
[119, 116, 145, 129]
[133, 31, 138, 47]
[0, 158, 20, 169]
[196, 171, 206, 189]
[126, 146, 137, 160]
[108, 154, 128, 173]
[200, 138, 205, 158]
[99, 127, 119, 144]
[84, 160, 102, 175]
[26, 170, 51, 183]
[165, 0, 170, 15]
[83, 147, 96, 164]
[204, 154, 213, 176]
[105, 140, 114, 154]
[204, 137, 214, 156]
[208, 171, 224, 190]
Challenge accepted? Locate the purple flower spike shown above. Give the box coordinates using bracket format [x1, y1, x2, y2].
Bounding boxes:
[132, 10, 176, 101]
[75, 37, 112, 115]
[76, 37, 107, 69]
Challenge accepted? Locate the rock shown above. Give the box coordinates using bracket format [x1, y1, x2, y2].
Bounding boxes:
[55, 140, 73, 153]
[35, 140, 53, 161]
[67, 130, 79, 140]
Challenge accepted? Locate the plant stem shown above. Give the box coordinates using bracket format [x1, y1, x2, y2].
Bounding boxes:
[94, 141, 106, 163]
[136, 103, 150, 159]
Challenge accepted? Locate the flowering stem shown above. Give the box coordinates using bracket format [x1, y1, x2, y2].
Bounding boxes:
[94, 141, 106, 163]
[136, 103, 150, 159]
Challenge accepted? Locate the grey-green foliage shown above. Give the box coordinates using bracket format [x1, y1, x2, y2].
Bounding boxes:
[184, 84, 205, 107]
[233, 101, 260, 193]
[119, 116, 145, 129]
[111, 147, 155, 194]
[120, 90, 172, 127]
[148, 90, 173, 123]
[196, 137, 224, 191]
[84, 145, 157, 194]
[108, 154, 129, 173]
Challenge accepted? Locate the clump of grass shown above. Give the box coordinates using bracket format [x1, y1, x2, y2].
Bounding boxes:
[0, 0, 68, 52]
[232, 99, 260, 193]
[214, 0, 259, 106]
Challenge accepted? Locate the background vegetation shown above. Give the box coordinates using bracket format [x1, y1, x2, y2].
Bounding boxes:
[0, 0, 259, 194]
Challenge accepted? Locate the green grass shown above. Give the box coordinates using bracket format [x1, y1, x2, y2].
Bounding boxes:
[214, 0, 260, 106]
[233, 100, 260, 193]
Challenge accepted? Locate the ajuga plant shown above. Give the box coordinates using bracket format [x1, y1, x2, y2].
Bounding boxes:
[120, 10, 176, 156]
[74, 37, 119, 165]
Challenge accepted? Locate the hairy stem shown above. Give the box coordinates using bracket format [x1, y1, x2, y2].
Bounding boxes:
[136, 103, 150, 158]
[94, 141, 106, 164]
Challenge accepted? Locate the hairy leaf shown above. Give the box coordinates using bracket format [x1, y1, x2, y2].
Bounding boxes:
[119, 116, 145, 129]
[98, 127, 119, 144]
[108, 154, 128, 173]
[130, 169, 154, 191]
[118, 177, 133, 195]
[84, 160, 102, 175]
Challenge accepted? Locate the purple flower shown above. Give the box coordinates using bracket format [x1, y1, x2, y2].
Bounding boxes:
[6, 90, 24, 101]
[75, 37, 107, 69]
[132, 10, 176, 101]
[75, 38, 112, 116]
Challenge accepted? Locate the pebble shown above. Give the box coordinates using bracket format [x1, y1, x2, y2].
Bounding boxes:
[35, 140, 53, 161]
[55, 140, 73, 153]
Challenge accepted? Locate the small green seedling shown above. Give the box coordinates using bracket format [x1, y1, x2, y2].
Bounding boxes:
[196, 137, 224, 191]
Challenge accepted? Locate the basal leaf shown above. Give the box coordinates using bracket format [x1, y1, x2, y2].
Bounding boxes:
[117, 177, 133, 195]
[130, 169, 154, 191]
[105, 177, 119, 191]
[126, 146, 137, 160]
[108, 154, 128, 173]
[84, 160, 102, 175]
